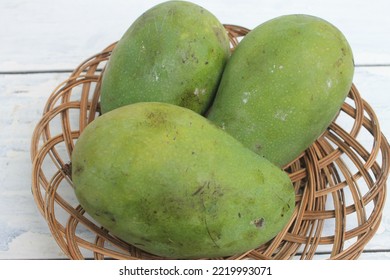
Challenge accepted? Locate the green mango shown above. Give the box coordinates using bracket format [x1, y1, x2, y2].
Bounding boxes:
[207, 14, 354, 167]
[71, 102, 295, 259]
[100, 1, 230, 115]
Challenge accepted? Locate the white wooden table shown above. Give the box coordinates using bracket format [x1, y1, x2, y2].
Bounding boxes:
[0, 0, 389, 259]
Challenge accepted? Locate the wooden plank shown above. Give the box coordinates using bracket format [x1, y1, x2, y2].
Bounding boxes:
[0, 73, 70, 259]
[354, 251, 390, 260]
[1, 0, 390, 72]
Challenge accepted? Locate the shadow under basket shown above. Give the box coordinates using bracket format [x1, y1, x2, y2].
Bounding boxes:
[30, 25, 389, 260]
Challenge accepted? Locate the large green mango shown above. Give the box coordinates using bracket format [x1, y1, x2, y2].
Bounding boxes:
[100, 1, 230, 115]
[207, 14, 354, 167]
[71, 102, 295, 259]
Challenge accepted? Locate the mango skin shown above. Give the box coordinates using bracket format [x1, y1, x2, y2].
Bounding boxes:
[207, 14, 354, 167]
[100, 1, 230, 115]
[71, 102, 295, 259]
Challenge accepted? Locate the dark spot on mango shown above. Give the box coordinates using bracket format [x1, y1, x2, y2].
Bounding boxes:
[73, 164, 84, 178]
[253, 217, 265, 229]
[212, 26, 226, 44]
[141, 236, 152, 243]
[280, 203, 291, 218]
[189, 53, 199, 63]
[212, 189, 224, 197]
[146, 111, 167, 127]
[245, 230, 258, 239]
[192, 185, 205, 196]
[95, 210, 116, 223]
[334, 57, 344, 67]
[281, 202, 293, 218]
[178, 89, 203, 109]
[254, 143, 262, 152]
[254, 169, 265, 184]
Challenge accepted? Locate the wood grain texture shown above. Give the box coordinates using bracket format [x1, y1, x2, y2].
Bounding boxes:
[1, 0, 390, 72]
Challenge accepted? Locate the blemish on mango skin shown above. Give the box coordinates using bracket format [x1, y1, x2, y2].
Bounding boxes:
[251, 141, 263, 153]
[145, 111, 167, 126]
[69, 162, 84, 184]
[178, 88, 205, 110]
[253, 168, 265, 184]
[192, 185, 205, 196]
[252, 217, 265, 229]
[94, 209, 116, 223]
[280, 202, 291, 218]
[74, 165, 84, 176]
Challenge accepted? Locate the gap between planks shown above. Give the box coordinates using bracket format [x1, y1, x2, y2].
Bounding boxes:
[0, 64, 389, 75]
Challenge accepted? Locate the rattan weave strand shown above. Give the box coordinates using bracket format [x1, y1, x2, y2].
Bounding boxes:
[30, 25, 389, 260]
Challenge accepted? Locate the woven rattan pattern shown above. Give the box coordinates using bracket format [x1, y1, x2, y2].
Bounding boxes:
[31, 25, 389, 260]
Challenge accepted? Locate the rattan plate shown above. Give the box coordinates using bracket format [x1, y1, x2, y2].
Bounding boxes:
[30, 25, 389, 260]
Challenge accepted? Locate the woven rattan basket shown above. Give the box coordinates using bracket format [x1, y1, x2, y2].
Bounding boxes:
[31, 25, 389, 260]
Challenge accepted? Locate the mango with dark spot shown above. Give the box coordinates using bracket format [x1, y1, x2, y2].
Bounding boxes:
[100, 1, 230, 115]
[71, 102, 295, 259]
[207, 14, 354, 167]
